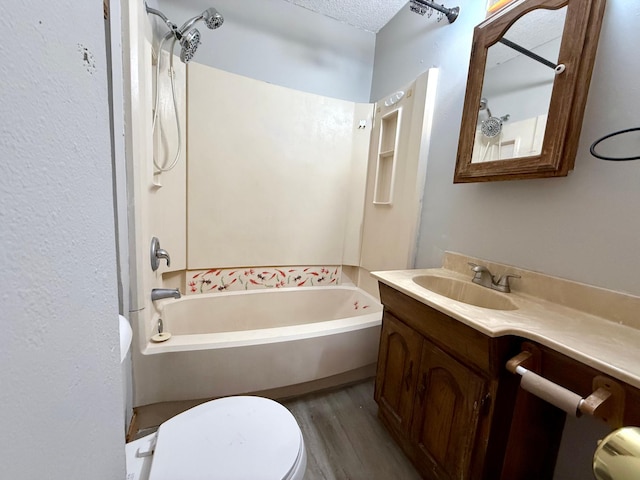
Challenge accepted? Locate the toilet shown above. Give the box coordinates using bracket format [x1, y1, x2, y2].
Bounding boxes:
[125, 396, 306, 480]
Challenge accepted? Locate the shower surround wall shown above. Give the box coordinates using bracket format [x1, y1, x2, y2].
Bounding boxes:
[358, 69, 439, 295]
[187, 63, 371, 270]
[123, 0, 190, 409]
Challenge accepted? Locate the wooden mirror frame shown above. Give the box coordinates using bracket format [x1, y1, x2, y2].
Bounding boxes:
[453, 0, 606, 183]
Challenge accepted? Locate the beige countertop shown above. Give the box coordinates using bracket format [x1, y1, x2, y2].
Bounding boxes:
[371, 253, 640, 390]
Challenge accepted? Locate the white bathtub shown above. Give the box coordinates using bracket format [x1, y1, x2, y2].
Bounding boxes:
[132, 286, 382, 406]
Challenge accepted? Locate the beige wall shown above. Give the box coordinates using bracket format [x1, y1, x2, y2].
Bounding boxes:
[125, 0, 188, 347]
[149, 49, 187, 274]
[361, 69, 438, 273]
[187, 63, 372, 269]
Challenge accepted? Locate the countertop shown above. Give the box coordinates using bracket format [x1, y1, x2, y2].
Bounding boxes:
[371, 265, 640, 390]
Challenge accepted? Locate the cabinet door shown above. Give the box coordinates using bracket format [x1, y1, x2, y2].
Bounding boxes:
[375, 312, 423, 433]
[411, 340, 487, 480]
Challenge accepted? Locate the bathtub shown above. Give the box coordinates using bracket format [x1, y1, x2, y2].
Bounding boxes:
[132, 285, 382, 406]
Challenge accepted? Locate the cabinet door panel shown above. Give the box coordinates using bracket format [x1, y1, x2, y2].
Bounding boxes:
[412, 341, 486, 479]
[375, 312, 423, 432]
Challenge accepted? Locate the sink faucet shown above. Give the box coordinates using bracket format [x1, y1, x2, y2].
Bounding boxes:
[151, 288, 181, 301]
[468, 263, 520, 293]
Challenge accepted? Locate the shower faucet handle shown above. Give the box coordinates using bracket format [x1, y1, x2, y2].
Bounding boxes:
[150, 237, 171, 271]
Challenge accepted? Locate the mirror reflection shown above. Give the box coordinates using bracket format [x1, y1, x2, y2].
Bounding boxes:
[472, 7, 567, 163]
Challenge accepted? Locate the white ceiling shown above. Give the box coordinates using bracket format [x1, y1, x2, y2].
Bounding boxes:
[486, 7, 567, 69]
[283, 0, 408, 33]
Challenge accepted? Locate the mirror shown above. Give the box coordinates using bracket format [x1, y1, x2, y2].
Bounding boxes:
[454, 0, 606, 183]
[473, 7, 566, 163]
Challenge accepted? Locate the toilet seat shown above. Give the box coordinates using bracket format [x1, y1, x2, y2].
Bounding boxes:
[127, 396, 305, 480]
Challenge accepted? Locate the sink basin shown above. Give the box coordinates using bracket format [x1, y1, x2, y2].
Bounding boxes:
[412, 274, 518, 311]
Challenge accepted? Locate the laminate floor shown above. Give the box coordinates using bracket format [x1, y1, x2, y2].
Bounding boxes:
[283, 379, 422, 480]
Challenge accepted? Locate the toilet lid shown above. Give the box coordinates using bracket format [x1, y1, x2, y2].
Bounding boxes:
[149, 396, 303, 480]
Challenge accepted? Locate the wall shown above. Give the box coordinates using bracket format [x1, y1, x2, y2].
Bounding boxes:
[187, 63, 368, 269]
[150, 0, 376, 102]
[359, 69, 439, 299]
[107, 0, 135, 433]
[0, 2, 125, 479]
[372, 0, 640, 478]
[373, 0, 640, 296]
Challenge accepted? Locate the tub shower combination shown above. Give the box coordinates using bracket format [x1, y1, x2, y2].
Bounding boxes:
[133, 285, 382, 406]
[137, 3, 384, 408]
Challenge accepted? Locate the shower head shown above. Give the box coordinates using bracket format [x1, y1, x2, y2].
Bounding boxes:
[179, 28, 201, 63]
[178, 7, 224, 35]
[481, 117, 503, 138]
[146, 4, 223, 63]
[203, 8, 224, 30]
[478, 97, 509, 138]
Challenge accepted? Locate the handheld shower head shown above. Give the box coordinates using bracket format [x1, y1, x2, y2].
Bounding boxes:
[179, 28, 201, 63]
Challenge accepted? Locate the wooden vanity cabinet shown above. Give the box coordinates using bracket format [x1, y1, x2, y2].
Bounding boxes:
[409, 337, 487, 479]
[376, 282, 640, 479]
[375, 284, 520, 480]
[375, 312, 424, 434]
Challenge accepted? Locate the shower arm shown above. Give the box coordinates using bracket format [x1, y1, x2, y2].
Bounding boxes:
[145, 3, 181, 38]
[411, 0, 460, 23]
[177, 15, 204, 35]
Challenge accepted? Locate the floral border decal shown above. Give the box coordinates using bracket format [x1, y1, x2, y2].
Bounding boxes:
[187, 266, 342, 294]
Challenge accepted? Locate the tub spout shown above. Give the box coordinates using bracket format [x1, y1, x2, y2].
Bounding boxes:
[151, 288, 181, 301]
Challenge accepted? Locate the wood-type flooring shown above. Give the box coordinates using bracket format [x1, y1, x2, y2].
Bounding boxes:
[283, 379, 421, 480]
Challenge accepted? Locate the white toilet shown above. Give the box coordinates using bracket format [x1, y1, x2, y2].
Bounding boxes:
[125, 395, 306, 480]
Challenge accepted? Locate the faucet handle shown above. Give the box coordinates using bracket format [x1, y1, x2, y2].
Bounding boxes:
[495, 274, 521, 293]
[150, 237, 171, 271]
[468, 262, 491, 275]
[468, 262, 486, 272]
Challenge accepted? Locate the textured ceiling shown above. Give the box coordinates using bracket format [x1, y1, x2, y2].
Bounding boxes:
[486, 7, 567, 68]
[283, 0, 408, 33]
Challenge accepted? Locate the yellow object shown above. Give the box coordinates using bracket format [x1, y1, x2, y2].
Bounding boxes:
[593, 427, 640, 480]
[487, 0, 516, 14]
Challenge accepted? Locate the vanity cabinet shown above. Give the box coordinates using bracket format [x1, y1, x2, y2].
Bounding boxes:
[375, 312, 423, 434]
[410, 337, 487, 479]
[376, 312, 489, 479]
[375, 281, 640, 479]
[375, 284, 518, 480]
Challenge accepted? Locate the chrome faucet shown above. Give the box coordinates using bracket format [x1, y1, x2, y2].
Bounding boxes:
[151, 288, 181, 301]
[468, 263, 520, 293]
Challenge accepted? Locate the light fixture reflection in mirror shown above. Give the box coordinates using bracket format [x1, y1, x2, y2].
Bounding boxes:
[471, 6, 567, 164]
